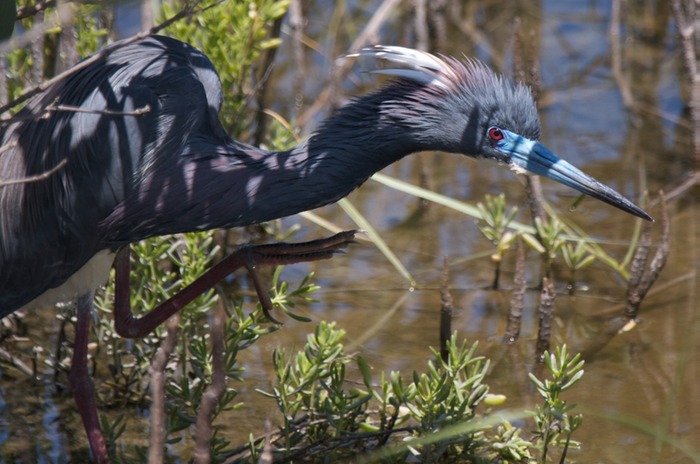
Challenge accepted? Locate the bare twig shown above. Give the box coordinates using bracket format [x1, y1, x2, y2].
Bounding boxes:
[57, 9, 79, 73]
[1, 3, 75, 57]
[523, 176, 547, 225]
[194, 299, 226, 464]
[222, 410, 417, 462]
[30, 7, 45, 89]
[439, 256, 453, 362]
[0, 156, 68, 187]
[512, 17, 546, 225]
[300, 0, 402, 123]
[623, 192, 670, 323]
[0, 102, 151, 125]
[609, 0, 634, 109]
[46, 102, 152, 117]
[0, 53, 6, 111]
[671, 0, 697, 85]
[657, 171, 700, 203]
[141, 0, 154, 29]
[259, 420, 274, 464]
[671, 0, 700, 171]
[263, 420, 417, 463]
[504, 236, 525, 344]
[448, 6, 504, 71]
[426, 0, 448, 50]
[16, 0, 56, 20]
[413, 0, 429, 52]
[148, 314, 180, 464]
[346, 0, 402, 57]
[535, 276, 555, 360]
[511, 18, 526, 86]
[0, 346, 34, 377]
[288, 0, 305, 121]
[253, 14, 285, 146]
[0, 0, 223, 116]
[625, 222, 653, 307]
[635, 197, 670, 296]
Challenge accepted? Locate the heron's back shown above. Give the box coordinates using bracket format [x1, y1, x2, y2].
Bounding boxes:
[0, 35, 229, 315]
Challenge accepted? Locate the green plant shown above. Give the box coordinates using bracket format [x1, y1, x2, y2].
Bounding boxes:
[94, 232, 221, 407]
[95, 231, 319, 461]
[404, 335, 490, 461]
[250, 327, 557, 463]
[476, 193, 519, 289]
[5, 1, 108, 109]
[533, 216, 567, 276]
[72, 3, 109, 58]
[269, 266, 322, 322]
[162, 300, 276, 460]
[262, 322, 371, 458]
[489, 420, 534, 463]
[86, 1, 297, 459]
[529, 345, 585, 462]
[561, 240, 596, 292]
[161, 0, 289, 135]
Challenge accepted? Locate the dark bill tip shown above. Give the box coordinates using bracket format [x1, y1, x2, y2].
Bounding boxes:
[506, 138, 653, 221]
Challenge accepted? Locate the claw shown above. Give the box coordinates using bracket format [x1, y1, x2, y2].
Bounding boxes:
[244, 250, 283, 325]
[241, 230, 358, 324]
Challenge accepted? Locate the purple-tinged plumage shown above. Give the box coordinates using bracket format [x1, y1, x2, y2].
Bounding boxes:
[0, 38, 650, 462]
[0, 39, 651, 316]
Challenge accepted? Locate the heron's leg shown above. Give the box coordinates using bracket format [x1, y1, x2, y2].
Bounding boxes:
[69, 292, 110, 464]
[114, 230, 357, 338]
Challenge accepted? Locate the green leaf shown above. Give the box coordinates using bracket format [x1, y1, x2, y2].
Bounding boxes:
[357, 355, 373, 389]
[338, 198, 416, 286]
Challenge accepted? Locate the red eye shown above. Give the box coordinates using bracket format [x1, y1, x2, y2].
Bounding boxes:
[488, 127, 504, 141]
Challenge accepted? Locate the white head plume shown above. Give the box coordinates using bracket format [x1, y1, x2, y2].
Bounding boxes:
[347, 45, 459, 90]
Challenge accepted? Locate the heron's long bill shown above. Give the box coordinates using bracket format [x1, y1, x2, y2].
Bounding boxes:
[505, 137, 653, 221]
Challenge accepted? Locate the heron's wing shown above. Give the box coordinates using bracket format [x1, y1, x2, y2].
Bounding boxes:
[0, 36, 228, 313]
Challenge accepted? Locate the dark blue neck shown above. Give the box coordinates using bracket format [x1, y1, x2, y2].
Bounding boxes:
[101, 82, 453, 242]
[241, 88, 434, 223]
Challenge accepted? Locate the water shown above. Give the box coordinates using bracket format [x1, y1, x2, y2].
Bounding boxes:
[1, 0, 698, 462]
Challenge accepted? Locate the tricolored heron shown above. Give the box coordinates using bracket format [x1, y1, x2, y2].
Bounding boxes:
[0, 36, 650, 462]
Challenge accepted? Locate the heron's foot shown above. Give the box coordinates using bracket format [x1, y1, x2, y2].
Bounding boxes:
[241, 230, 358, 324]
[114, 230, 358, 336]
[241, 229, 357, 266]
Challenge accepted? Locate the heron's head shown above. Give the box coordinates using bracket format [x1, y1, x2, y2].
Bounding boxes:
[354, 46, 651, 221]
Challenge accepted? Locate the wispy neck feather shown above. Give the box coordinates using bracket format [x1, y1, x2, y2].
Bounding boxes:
[258, 64, 540, 223]
[259, 81, 448, 214]
[102, 79, 457, 240]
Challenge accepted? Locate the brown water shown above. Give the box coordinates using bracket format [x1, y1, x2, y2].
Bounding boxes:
[1, 0, 698, 463]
